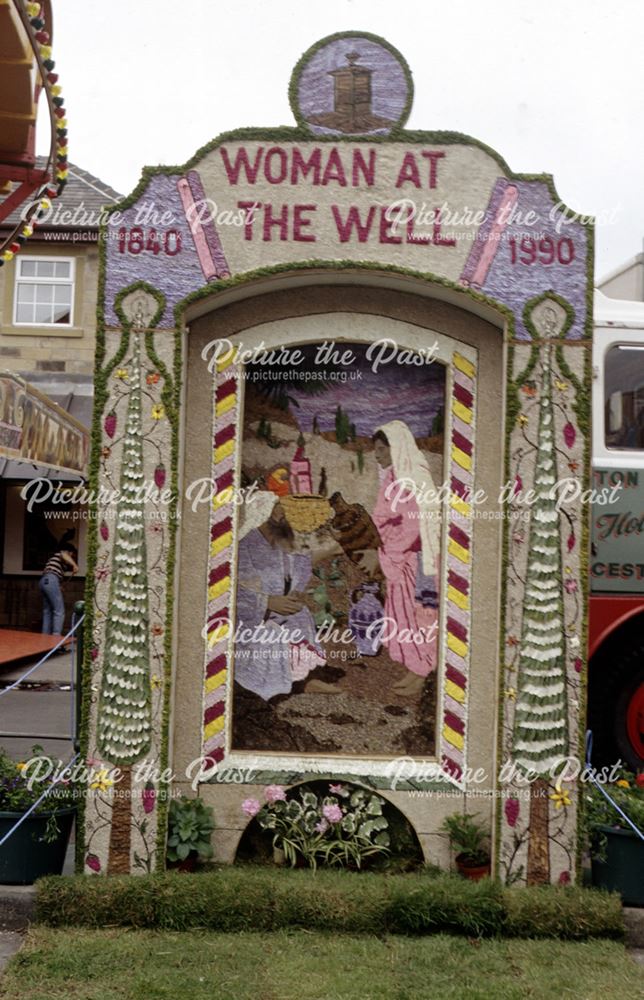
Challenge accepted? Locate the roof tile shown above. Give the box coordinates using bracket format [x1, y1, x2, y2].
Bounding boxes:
[1, 157, 123, 230]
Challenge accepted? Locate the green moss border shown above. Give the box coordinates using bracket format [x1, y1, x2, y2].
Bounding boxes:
[88, 108, 596, 869]
[100, 124, 591, 237]
[77, 278, 180, 873]
[287, 30, 414, 136]
[76, 220, 108, 872]
[173, 257, 515, 331]
[493, 289, 593, 884]
[110, 283, 179, 866]
[113, 283, 166, 332]
[171, 258, 515, 793]
[204, 771, 457, 793]
[175, 263, 592, 807]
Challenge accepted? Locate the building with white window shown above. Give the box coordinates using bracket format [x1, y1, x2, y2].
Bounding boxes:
[0, 159, 121, 374]
[0, 161, 121, 629]
[13, 256, 75, 327]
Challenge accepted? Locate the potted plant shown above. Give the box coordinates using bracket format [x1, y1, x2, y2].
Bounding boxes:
[242, 782, 391, 870]
[583, 770, 644, 906]
[166, 796, 215, 871]
[0, 746, 78, 885]
[441, 812, 491, 880]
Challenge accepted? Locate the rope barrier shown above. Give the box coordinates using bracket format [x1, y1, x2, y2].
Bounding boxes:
[0, 615, 84, 698]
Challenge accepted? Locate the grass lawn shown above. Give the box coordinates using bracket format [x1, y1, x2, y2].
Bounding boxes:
[2, 928, 642, 1000]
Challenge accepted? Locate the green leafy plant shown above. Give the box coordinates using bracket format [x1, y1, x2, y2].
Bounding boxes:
[166, 796, 215, 864]
[0, 745, 79, 843]
[244, 783, 390, 870]
[441, 812, 490, 867]
[582, 770, 644, 861]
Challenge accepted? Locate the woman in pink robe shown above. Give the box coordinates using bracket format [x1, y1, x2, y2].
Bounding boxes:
[368, 422, 440, 696]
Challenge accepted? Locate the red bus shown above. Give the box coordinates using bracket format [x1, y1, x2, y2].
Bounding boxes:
[588, 291, 644, 771]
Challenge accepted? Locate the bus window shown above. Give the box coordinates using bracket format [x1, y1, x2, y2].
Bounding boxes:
[605, 345, 644, 449]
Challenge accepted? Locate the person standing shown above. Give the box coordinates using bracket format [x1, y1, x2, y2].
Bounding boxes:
[39, 542, 79, 635]
[358, 420, 441, 696]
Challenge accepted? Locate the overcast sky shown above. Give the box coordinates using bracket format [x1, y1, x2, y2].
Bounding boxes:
[44, 0, 644, 278]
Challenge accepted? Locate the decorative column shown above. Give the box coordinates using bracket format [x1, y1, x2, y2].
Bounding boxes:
[81, 284, 179, 875]
[499, 295, 588, 886]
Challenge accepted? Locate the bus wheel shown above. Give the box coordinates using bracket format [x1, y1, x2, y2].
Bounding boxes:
[616, 673, 644, 770]
[589, 639, 644, 773]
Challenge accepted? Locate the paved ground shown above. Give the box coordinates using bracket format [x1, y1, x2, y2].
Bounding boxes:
[0, 689, 74, 761]
[0, 647, 76, 687]
[0, 649, 76, 760]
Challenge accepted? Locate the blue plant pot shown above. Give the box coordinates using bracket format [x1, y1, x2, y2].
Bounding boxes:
[0, 808, 75, 885]
[591, 824, 644, 907]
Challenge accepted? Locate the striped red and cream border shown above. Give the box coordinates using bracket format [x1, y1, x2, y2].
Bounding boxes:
[202, 354, 240, 766]
[440, 350, 477, 783]
[201, 347, 476, 785]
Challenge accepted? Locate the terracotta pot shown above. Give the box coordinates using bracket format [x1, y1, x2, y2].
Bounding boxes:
[455, 854, 491, 881]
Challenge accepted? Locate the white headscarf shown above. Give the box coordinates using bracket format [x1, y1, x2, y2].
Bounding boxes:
[238, 489, 278, 541]
[376, 419, 440, 575]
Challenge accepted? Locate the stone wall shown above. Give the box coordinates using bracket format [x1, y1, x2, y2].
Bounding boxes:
[0, 241, 99, 376]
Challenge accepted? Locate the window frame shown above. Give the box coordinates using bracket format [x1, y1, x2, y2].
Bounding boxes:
[593, 329, 644, 470]
[12, 255, 76, 328]
[604, 342, 644, 452]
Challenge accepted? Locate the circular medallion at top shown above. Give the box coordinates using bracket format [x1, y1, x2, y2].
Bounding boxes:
[290, 32, 413, 138]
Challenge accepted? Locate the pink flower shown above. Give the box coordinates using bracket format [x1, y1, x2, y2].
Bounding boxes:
[573, 657, 583, 673]
[142, 783, 156, 814]
[242, 798, 261, 818]
[558, 870, 571, 885]
[265, 784, 287, 803]
[329, 783, 347, 796]
[564, 579, 578, 594]
[315, 819, 329, 834]
[563, 422, 576, 449]
[322, 803, 343, 824]
[104, 411, 117, 439]
[504, 797, 520, 828]
[85, 853, 101, 873]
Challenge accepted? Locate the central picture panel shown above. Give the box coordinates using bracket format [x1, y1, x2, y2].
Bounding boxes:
[230, 339, 447, 758]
